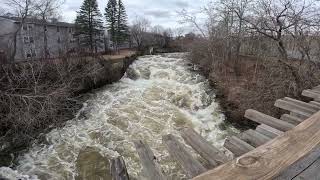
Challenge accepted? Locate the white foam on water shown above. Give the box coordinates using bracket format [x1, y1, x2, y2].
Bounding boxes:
[0, 53, 238, 180]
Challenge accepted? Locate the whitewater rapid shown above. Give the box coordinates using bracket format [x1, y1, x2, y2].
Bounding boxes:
[0, 53, 238, 180]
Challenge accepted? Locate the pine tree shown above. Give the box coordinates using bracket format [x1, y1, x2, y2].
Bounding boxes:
[75, 0, 103, 53]
[105, 0, 118, 50]
[105, 0, 129, 51]
[116, 0, 129, 45]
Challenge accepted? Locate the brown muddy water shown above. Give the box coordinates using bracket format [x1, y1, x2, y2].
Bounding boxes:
[0, 53, 238, 180]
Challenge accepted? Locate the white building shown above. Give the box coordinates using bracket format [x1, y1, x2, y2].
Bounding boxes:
[0, 16, 105, 62]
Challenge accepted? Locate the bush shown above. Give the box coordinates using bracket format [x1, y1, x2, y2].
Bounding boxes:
[0, 55, 135, 166]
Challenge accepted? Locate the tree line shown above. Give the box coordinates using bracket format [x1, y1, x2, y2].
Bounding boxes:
[180, 0, 320, 89]
[75, 0, 129, 53]
[182, 0, 320, 62]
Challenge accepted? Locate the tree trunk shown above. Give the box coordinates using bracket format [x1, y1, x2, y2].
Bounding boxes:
[10, 31, 19, 61]
[277, 40, 302, 94]
[278, 40, 288, 60]
[43, 25, 48, 59]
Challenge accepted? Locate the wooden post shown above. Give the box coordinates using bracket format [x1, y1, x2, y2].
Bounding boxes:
[302, 90, 320, 100]
[224, 136, 255, 157]
[275, 100, 316, 118]
[110, 157, 129, 180]
[280, 114, 304, 125]
[181, 128, 228, 167]
[256, 124, 284, 139]
[238, 129, 271, 147]
[134, 140, 167, 180]
[162, 134, 206, 178]
[245, 109, 295, 131]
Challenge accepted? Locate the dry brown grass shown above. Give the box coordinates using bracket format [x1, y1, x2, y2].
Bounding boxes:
[103, 50, 137, 61]
[190, 50, 320, 128]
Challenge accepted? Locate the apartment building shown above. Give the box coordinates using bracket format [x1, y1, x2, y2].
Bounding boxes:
[0, 16, 104, 61]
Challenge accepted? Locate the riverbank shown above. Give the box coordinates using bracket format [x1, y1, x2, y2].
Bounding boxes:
[189, 54, 320, 129]
[0, 52, 138, 167]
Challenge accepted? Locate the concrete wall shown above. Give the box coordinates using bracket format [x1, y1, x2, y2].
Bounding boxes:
[0, 18, 16, 61]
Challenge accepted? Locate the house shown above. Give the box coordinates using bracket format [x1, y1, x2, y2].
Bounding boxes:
[0, 16, 105, 62]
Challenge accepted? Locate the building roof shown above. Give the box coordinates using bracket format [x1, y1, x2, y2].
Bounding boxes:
[0, 16, 75, 27]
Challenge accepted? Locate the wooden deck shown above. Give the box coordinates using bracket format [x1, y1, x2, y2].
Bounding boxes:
[110, 85, 320, 180]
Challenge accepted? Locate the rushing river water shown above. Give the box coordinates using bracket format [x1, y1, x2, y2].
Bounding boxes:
[0, 53, 238, 180]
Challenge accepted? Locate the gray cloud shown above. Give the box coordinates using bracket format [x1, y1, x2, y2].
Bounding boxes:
[60, 0, 209, 28]
[174, 0, 189, 8]
[144, 9, 172, 18]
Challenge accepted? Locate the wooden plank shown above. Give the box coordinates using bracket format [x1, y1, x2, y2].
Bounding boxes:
[290, 112, 310, 120]
[280, 114, 304, 125]
[314, 85, 320, 91]
[274, 145, 320, 180]
[181, 128, 228, 167]
[162, 134, 206, 178]
[288, 163, 320, 180]
[302, 89, 320, 100]
[283, 97, 320, 111]
[224, 136, 255, 157]
[245, 109, 295, 131]
[192, 111, 320, 180]
[134, 140, 167, 180]
[238, 129, 272, 147]
[110, 156, 130, 180]
[310, 101, 320, 108]
[275, 99, 316, 118]
[312, 89, 320, 94]
[292, 157, 320, 180]
[256, 124, 284, 139]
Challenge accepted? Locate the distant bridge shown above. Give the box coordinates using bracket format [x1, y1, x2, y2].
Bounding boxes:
[111, 85, 320, 180]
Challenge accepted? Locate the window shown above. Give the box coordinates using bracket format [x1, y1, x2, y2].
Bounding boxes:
[57, 37, 61, 43]
[69, 28, 72, 33]
[28, 25, 33, 30]
[24, 37, 29, 44]
[31, 49, 36, 57]
[26, 50, 36, 58]
[57, 26, 60, 32]
[29, 37, 34, 43]
[23, 25, 28, 31]
[44, 26, 47, 32]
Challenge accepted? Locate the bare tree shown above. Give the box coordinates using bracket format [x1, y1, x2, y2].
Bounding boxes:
[34, 0, 64, 59]
[151, 25, 165, 47]
[243, 0, 313, 60]
[4, 0, 35, 61]
[178, 9, 207, 38]
[130, 16, 150, 50]
[0, 7, 7, 16]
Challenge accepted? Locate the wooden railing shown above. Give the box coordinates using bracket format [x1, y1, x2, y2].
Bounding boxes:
[193, 110, 320, 180]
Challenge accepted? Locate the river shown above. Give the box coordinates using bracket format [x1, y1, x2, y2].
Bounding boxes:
[0, 53, 238, 180]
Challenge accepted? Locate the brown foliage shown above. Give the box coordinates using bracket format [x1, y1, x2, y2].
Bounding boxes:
[0, 55, 135, 165]
[190, 52, 320, 128]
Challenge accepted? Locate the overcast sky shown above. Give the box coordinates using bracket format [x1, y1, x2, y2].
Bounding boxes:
[60, 0, 209, 31]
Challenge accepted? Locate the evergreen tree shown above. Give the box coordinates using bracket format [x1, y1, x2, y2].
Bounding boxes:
[75, 0, 103, 53]
[105, 0, 129, 51]
[105, 0, 118, 50]
[116, 0, 129, 45]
